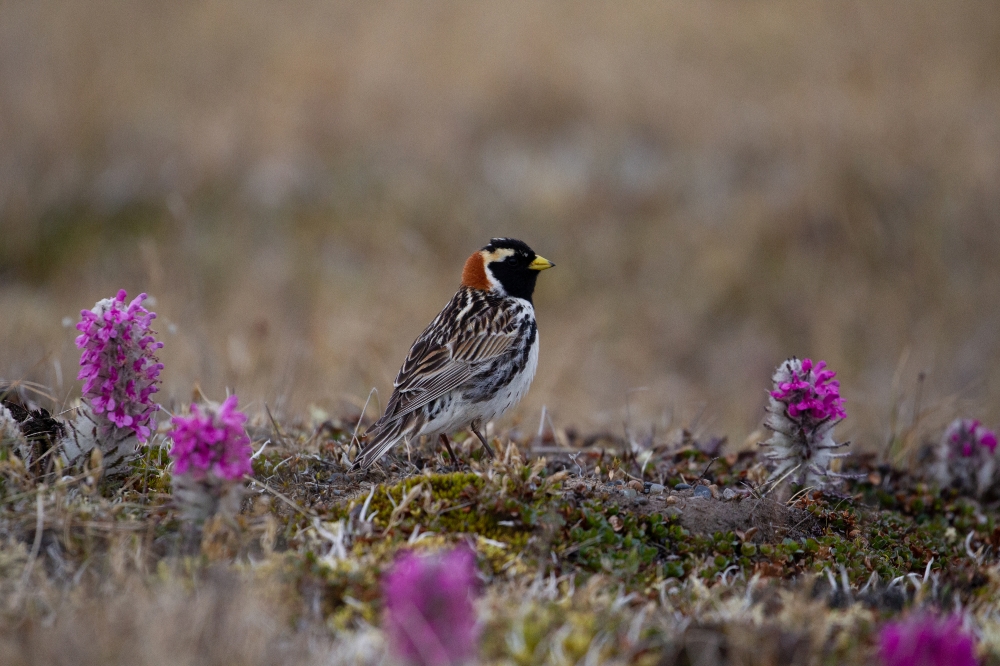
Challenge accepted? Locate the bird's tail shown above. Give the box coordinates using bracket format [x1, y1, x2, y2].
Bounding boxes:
[351, 416, 410, 471]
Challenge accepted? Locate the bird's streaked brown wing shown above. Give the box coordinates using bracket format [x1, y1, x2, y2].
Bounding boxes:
[375, 300, 520, 424]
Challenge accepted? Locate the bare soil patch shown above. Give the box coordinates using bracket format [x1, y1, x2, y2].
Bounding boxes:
[569, 479, 821, 543]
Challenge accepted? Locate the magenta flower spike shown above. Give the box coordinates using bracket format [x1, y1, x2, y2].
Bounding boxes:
[768, 357, 846, 427]
[168, 395, 253, 481]
[944, 419, 998, 458]
[878, 614, 978, 666]
[760, 357, 850, 488]
[934, 419, 999, 497]
[75, 289, 163, 442]
[382, 547, 480, 666]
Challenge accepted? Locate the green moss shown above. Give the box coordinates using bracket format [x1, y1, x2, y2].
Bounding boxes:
[359, 472, 534, 551]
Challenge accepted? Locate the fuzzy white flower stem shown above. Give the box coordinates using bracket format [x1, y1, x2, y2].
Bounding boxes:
[764, 423, 797, 438]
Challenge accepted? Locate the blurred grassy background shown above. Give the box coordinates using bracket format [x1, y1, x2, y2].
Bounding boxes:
[1, 0, 999, 453]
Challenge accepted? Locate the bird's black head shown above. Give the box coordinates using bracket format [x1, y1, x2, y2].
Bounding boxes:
[461, 237, 554, 302]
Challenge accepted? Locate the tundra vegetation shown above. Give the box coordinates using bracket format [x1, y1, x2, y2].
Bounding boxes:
[2, 3, 999, 664]
[0, 305, 998, 664]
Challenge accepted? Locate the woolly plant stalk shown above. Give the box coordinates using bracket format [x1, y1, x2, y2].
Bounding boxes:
[382, 547, 481, 666]
[933, 418, 998, 498]
[63, 290, 164, 473]
[878, 614, 978, 666]
[167, 395, 254, 524]
[760, 357, 850, 490]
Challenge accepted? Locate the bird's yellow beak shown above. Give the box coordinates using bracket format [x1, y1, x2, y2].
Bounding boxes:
[529, 255, 555, 271]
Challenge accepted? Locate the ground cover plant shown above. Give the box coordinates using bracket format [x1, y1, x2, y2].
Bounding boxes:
[2, 297, 1000, 665]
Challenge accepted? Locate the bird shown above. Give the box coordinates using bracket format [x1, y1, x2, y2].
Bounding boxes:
[351, 238, 554, 472]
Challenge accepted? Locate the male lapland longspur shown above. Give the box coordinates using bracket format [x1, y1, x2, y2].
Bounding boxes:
[352, 238, 554, 471]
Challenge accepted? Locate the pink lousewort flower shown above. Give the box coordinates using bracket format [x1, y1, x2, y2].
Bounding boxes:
[944, 419, 998, 458]
[75, 289, 163, 442]
[761, 357, 850, 488]
[168, 395, 253, 481]
[769, 357, 846, 427]
[878, 614, 978, 666]
[934, 418, 999, 498]
[382, 547, 480, 666]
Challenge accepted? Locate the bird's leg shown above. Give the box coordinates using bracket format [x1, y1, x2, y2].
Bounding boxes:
[470, 420, 496, 460]
[439, 433, 460, 466]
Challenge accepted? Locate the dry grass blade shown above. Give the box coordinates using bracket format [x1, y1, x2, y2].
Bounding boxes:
[265, 404, 289, 449]
[248, 477, 315, 519]
[11, 491, 45, 609]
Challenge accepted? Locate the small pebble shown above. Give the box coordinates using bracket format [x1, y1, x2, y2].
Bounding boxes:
[665, 495, 679, 505]
[674, 483, 692, 490]
[627, 480, 644, 492]
[623, 488, 638, 499]
[649, 483, 665, 493]
[693, 485, 712, 499]
[636, 497, 649, 505]
[611, 480, 624, 486]
[709, 484, 719, 499]
[722, 488, 737, 500]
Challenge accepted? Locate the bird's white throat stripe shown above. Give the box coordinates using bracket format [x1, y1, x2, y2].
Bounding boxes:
[480, 248, 514, 292]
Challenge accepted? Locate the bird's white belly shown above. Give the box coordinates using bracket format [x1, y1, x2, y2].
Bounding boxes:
[419, 332, 539, 438]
